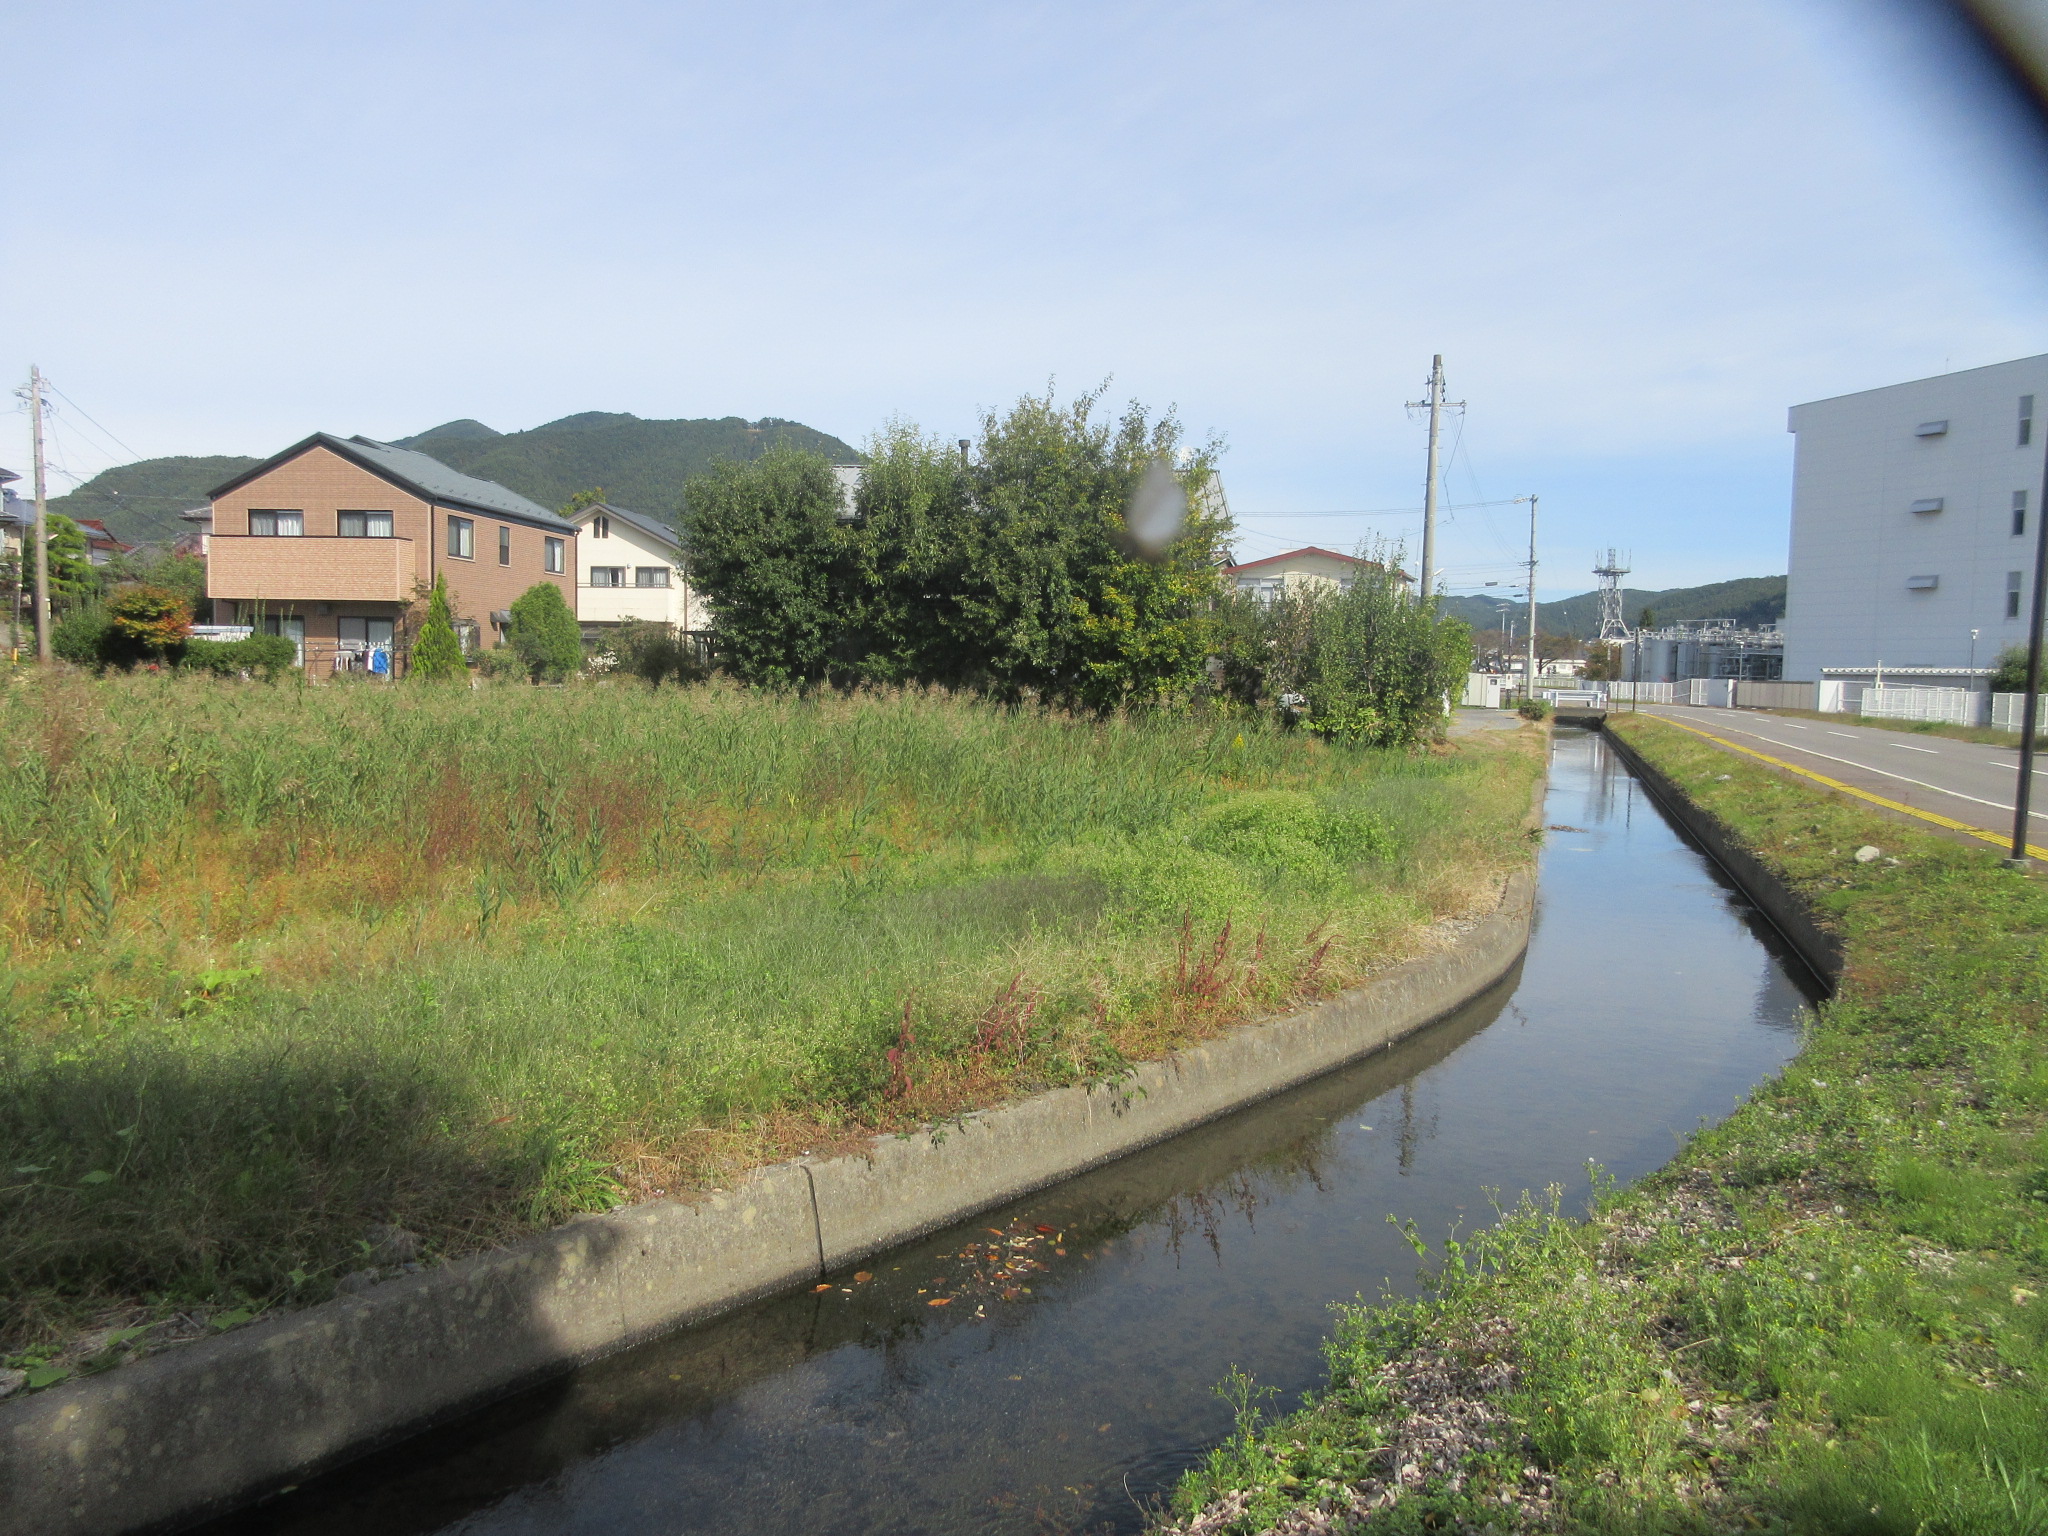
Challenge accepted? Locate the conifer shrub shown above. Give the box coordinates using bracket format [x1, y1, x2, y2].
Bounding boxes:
[410, 575, 467, 681]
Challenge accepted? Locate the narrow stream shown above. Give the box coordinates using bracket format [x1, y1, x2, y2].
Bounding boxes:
[215, 727, 1820, 1536]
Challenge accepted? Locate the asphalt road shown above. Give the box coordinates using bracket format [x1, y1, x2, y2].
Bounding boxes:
[1637, 704, 2046, 848]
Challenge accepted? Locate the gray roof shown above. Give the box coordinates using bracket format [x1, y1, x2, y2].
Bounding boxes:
[208, 433, 577, 532]
[580, 501, 678, 550]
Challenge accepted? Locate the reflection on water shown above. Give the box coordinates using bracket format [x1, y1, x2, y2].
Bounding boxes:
[212, 729, 1817, 1536]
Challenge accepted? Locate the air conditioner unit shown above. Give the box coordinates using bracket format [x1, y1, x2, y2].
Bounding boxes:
[1909, 498, 1944, 513]
[1915, 420, 1949, 437]
[1905, 574, 1940, 590]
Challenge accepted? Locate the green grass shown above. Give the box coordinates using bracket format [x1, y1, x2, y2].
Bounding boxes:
[0, 672, 1540, 1385]
[1164, 714, 2048, 1536]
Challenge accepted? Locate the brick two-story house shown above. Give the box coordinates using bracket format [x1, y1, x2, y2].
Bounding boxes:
[205, 434, 577, 674]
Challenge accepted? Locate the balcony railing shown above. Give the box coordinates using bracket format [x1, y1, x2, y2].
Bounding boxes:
[207, 535, 415, 603]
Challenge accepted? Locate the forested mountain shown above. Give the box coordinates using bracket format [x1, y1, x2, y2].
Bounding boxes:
[390, 413, 862, 517]
[1440, 574, 1786, 640]
[46, 456, 261, 547]
[47, 412, 863, 546]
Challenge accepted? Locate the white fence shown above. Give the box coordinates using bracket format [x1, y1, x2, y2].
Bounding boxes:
[1859, 685, 1986, 727]
[1604, 681, 1677, 703]
[1992, 693, 2039, 733]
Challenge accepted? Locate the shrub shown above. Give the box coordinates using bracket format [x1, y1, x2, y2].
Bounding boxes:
[410, 575, 467, 681]
[105, 585, 193, 665]
[179, 635, 298, 681]
[50, 604, 112, 668]
[474, 646, 527, 681]
[507, 583, 582, 683]
[605, 619, 707, 688]
[1990, 644, 2032, 695]
[1518, 698, 1551, 721]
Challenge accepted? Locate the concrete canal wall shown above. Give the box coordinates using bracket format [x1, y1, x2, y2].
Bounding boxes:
[1599, 720, 1844, 989]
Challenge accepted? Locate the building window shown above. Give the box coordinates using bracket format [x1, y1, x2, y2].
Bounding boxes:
[2023, 396, 2035, 447]
[2017, 492, 2029, 537]
[544, 537, 565, 574]
[592, 515, 611, 539]
[248, 510, 304, 537]
[635, 566, 671, 587]
[337, 510, 393, 538]
[447, 516, 474, 559]
[590, 566, 627, 588]
[499, 525, 511, 566]
[2010, 572, 2024, 619]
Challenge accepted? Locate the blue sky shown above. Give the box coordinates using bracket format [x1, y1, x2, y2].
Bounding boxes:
[7, 0, 2047, 597]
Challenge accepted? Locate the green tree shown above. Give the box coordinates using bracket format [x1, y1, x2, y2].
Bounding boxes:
[29, 514, 98, 613]
[679, 446, 852, 687]
[104, 549, 206, 615]
[559, 487, 609, 518]
[507, 582, 583, 682]
[410, 574, 467, 680]
[1257, 547, 1472, 747]
[1991, 644, 2033, 694]
[680, 389, 1232, 707]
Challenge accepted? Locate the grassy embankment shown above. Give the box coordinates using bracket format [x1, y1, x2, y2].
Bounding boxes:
[0, 674, 1539, 1390]
[1165, 713, 2048, 1536]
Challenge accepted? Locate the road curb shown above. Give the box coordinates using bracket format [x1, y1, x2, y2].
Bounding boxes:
[2, 807, 1542, 1536]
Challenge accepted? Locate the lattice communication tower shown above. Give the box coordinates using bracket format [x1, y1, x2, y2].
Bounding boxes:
[1593, 548, 1633, 642]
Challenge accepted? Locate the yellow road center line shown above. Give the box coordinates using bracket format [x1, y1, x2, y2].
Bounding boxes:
[1644, 716, 2048, 862]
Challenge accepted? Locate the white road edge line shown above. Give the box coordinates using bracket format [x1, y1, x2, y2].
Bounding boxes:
[1653, 709, 2048, 821]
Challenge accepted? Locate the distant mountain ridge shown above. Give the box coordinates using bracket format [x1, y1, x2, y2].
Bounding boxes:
[1440, 574, 1786, 640]
[48, 412, 864, 546]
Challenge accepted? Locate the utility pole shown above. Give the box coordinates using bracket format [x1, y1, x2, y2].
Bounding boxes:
[27, 367, 51, 663]
[1407, 356, 1462, 603]
[2008, 421, 2048, 866]
[1520, 495, 1539, 698]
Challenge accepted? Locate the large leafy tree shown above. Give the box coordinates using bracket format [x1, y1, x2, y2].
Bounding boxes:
[679, 447, 854, 688]
[682, 389, 1231, 707]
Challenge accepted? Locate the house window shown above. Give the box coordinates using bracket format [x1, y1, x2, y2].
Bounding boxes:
[592, 515, 611, 539]
[635, 566, 671, 587]
[544, 537, 565, 574]
[447, 516, 474, 559]
[2017, 492, 2029, 537]
[335, 616, 396, 673]
[248, 510, 304, 537]
[590, 566, 627, 588]
[337, 510, 394, 538]
[2023, 396, 2035, 447]
[499, 526, 511, 566]
[2010, 571, 2025, 619]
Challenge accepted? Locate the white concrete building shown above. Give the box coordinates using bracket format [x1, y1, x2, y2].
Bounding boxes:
[1784, 354, 2048, 684]
[568, 502, 706, 636]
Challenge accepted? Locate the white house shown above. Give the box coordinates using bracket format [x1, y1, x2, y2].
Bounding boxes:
[568, 502, 706, 637]
[1784, 354, 2048, 685]
[1223, 546, 1406, 603]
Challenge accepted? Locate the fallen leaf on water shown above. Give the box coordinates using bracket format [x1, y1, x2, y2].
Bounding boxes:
[1097, 1423, 1111, 1432]
[1054, 1248, 1067, 1256]
[1034, 1224, 1055, 1234]
[928, 1297, 951, 1307]
[1001, 1287, 1022, 1301]
[853, 1271, 872, 1283]
[987, 1228, 1005, 1236]
[812, 1284, 832, 1293]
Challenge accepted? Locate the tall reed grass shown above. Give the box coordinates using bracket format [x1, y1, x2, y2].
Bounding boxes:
[0, 672, 1537, 1367]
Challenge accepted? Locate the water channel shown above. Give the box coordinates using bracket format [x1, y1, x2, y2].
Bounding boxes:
[213, 727, 1822, 1536]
